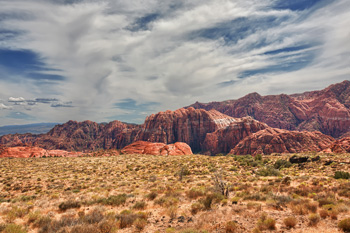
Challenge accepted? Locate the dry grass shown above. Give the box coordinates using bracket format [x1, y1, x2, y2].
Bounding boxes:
[0, 153, 349, 232]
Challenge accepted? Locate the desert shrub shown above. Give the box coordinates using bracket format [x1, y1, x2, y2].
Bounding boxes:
[33, 216, 51, 229]
[132, 201, 147, 210]
[98, 194, 127, 206]
[98, 219, 117, 233]
[233, 155, 261, 167]
[255, 154, 262, 161]
[338, 218, 350, 232]
[70, 224, 99, 233]
[283, 216, 297, 229]
[319, 209, 329, 218]
[166, 205, 178, 219]
[225, 221, 238, 233]
[134, 218, 147, 231]
[116, 210, 147, 229]
[191, 202, 203, 215]
[274, 159, 292, 169]
[0, 224, 6, 232]
[186, 188, 205, 199]
[6, 206, 29, 221]
[256, 166, 280, 176]
[58, 200, 81, 211]
[290, 203, 309, 215]
[2, 224, 26, 233]
[177, 166, 190, 181]
[117, 211, 137, 229]
[202, 195, 214, 210]
[256, 213, 276, 230]
[146, 191, 158, 200]
[308, 213, 321, 226]
[305, 202, 318, 213]
[27, 211, 41, 224]
[318, 197, 336, 207]
[334, 171, 350, 179]
[56, 215, 79, 228]
[154, 196, 179, 207]
[83, 208, 104, 224]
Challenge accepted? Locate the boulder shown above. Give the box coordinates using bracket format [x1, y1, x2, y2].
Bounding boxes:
[230, 128, 335, 155]
[121, 141, 192, 156]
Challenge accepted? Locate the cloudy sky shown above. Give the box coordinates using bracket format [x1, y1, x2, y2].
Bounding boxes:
[0, 0, 349, 126]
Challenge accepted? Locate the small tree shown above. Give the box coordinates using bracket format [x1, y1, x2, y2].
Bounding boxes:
[212, 172, 230, 197]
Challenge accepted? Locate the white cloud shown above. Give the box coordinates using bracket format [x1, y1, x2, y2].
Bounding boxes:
[8, 97, 26, 102]
[0, 103, 12, 110]
[0, 0, 349, 125]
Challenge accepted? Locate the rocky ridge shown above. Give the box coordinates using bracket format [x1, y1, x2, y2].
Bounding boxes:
[230, 128, 335, 155]
[189, 80, 350, 138]
[121, 141, 193, 156]
[1, 81, 349, 155]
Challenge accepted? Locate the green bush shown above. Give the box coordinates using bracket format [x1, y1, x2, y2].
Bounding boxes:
[2, 224, 26, 233]
[257, 166, 281, 176]
[98, 194, 127, 206]
[274, 159, 292, 169]
[334, 171, 350, 179]
[338, 218, 350, 232]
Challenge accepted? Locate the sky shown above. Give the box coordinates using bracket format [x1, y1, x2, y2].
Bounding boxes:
[0, 0, 349, 126]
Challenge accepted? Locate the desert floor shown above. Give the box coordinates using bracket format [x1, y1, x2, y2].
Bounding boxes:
[0, 152, 349, 232]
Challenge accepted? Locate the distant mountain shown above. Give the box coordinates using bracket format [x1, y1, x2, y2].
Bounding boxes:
[188, 80, 350, 138]
[0, 123, 58, 136]
[1, 81, 350, 155]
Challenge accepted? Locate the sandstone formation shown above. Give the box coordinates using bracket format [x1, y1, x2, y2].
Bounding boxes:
[0, 120, 134, 151]
[189, 80, 350, 138]
[121, 141, 193, 156]
[202, 117, 268, 155]
[0, 146, 83, 158]
[2, 81, 350, 156]
[324, 137, 350, 153]
[0, 108, 236, 153]
[230, 128, 335, 155]
[134, 107, 236, 152]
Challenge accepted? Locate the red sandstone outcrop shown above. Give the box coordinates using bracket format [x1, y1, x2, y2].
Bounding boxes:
[189, 80, 350, 138]
[135, 107, 236, 152]
[0, 108, 235, 153]
[324, 137, 350, 153]
[230, 128, 335, 155]
[202, 117, 268, 155]
[0, 120, 134, 151]
[121, 141, 193, 156]
[0, 146, 83, 158]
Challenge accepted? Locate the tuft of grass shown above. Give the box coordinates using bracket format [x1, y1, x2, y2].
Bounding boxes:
[257, 213, 276, 231]
[225, 221, 238, 233]
[2, 224, 26, 233]
[58, 200, 81, 211]
[132, 201, 147, 210]
[338, 218, 350, 232]
[283, 216, 297, 229]
[308, 213, 321, 226]
[98, 194, 127, 206]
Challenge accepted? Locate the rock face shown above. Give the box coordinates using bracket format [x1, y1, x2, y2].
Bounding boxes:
[189, 80, 350, 138]
[0, 146, 83, 158]
[325, 137, 350, 153]
[230, 128, 335, 155]
[0, 107, 235, 153]
[121, 141, 193, 156]
[202, 117, 268, 155]
[0, 120, 133, 151]
[135, 107, 236, 152]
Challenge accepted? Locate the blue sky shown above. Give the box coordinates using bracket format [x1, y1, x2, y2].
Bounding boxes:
[0, 0, 349, 125]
